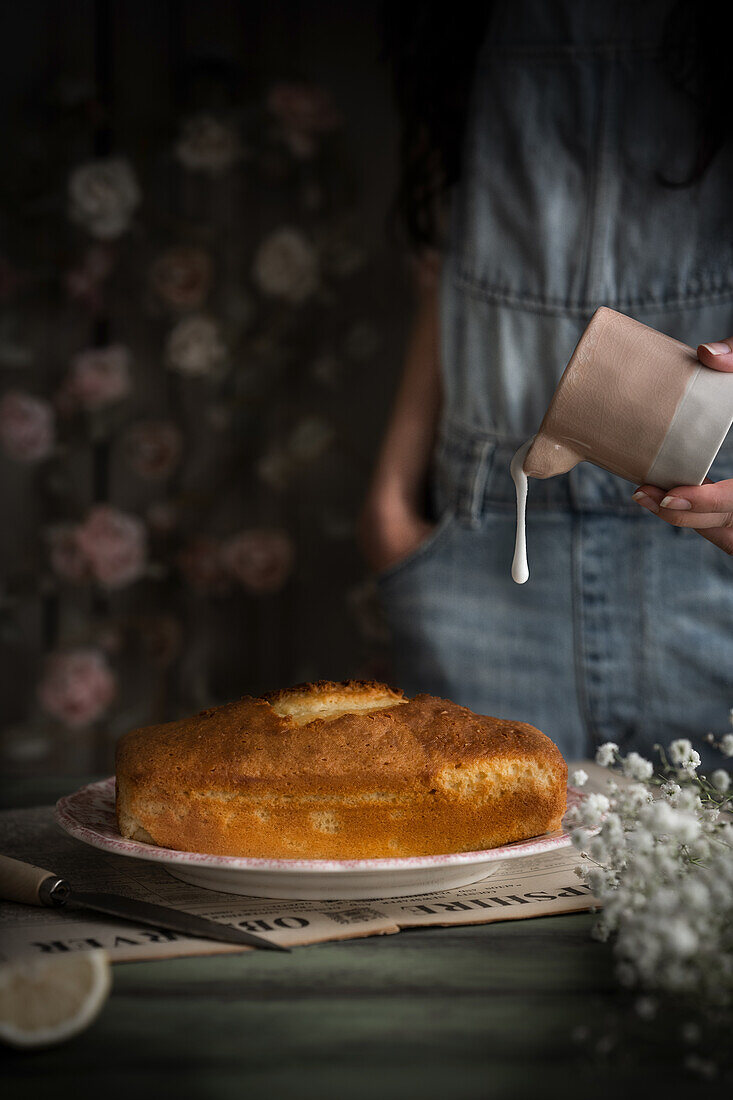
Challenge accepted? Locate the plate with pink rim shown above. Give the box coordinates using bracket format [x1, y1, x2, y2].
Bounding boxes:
[55, 778, 584, 900]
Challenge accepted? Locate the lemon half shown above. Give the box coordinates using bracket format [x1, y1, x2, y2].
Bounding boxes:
[0, 950, 112, 1048]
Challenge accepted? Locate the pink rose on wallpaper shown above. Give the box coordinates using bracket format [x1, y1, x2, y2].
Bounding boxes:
[150, 247, 212, 310]
[0, 390, 55, 462]
[122, 420, 183, 480]
[252, 228, 319, 304]
[46, 524, 91, 584]
[68, 158, 140, 240]
[61, 345, 132, 412]
[75, 505, 147, 589]
[166, 315, 226, 377]
[220, 529, 294, 594]
[37, 648, 117, 729]
[267, 83, 340, 159]
[175, 114, 241, 175]
[65, 244, 115, 311]
[178, 536, 228, 595]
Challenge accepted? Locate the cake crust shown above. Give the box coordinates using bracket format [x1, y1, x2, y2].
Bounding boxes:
[115, 681, 567, 859]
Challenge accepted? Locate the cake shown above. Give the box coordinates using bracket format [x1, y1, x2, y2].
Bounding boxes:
[115, 680, 567, 859]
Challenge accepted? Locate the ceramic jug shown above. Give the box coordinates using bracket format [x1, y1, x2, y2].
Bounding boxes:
[522, 307, 733, 491]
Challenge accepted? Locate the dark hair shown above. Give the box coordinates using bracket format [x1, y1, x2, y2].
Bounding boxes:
[383, 2, 493, 252]
[386, 1, 730, 250]
[659, 1, 730, 186]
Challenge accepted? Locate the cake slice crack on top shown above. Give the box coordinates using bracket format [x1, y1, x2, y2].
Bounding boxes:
[264, 679, 406, 727]
[115, 680, 567, 859]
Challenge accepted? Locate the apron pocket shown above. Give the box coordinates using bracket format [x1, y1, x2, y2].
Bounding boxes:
[373, 510, 457, 590]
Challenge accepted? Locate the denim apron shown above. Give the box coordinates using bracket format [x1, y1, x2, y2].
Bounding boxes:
[377, 0, 733, 760]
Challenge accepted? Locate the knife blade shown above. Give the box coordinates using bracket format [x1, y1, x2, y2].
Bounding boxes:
[63, 888, 288, 950]
[0, 853, 289, 952]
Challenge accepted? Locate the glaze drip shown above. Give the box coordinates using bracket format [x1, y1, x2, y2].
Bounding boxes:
[510, 439, 534, 585]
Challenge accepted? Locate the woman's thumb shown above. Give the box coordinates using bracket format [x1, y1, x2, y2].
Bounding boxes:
[698, 340, 733, 372]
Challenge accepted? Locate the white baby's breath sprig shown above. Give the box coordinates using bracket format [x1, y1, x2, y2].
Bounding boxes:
[595, 742, 619, 767]
[622, 752, 654, 782]
[570, 736, 733, 1019]
[668, 739, 702, 775]
[711, 770, 730, 794]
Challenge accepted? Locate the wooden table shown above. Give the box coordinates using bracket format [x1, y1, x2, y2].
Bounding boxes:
[1, 777, 712, 1100]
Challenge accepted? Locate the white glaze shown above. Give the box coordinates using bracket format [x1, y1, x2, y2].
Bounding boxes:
[510, 439, 534, 584]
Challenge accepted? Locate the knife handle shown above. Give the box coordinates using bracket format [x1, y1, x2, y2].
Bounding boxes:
[0, 853, 68, 906]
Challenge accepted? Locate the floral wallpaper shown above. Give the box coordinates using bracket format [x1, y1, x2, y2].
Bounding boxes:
[0, 2, 406, 775]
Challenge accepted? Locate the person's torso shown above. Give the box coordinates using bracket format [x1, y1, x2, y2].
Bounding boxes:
[441, 0, 733, 440]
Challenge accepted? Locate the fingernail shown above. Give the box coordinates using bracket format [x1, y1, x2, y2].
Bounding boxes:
[632, 491, 659, 512]
[701, 341, 733, 356]
[660, 495, 691, 510]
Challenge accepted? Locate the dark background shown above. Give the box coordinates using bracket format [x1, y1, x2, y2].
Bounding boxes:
[0, 0, 409, 774]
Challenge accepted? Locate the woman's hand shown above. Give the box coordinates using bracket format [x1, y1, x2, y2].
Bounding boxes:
[358, 492, 435, 574]
[632, 339, 733, 554]
[358, 254, 443, 574]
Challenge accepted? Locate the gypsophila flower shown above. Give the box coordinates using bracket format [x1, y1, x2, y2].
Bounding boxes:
[570, 828, 592, 852]
[667, 785, 703, 814]
[568, 738, 733, 1025]
[711, 769, 730, 793]
[720, 733, 733, 757]
[618, 782, 653, 813]
[642, 801, 702, 844]
[624, 828, 654, 855]
[669, 739, 701, 772]
[678, 880, 710, 911]
[669, 739, 694, 763]
[572, 769, 588, 787]
[623, 752, 654, 781]
[662, 919, 699, 958]
[587, 836, 608, 863]
[595, 742, 618, 767]
[580, 792, 609, 828]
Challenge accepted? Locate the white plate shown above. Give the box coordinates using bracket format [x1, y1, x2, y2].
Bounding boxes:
[55, 778, 583, 900]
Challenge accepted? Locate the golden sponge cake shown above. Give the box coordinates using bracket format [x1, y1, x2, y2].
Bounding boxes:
[115, 680, 567, 859]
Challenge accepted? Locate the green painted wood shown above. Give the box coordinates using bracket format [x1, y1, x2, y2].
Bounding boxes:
[0, 775, 98, 811]
[1, 779, 713, 1100]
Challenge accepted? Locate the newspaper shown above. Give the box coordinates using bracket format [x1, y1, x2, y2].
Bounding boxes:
[0, 764, 603, 964]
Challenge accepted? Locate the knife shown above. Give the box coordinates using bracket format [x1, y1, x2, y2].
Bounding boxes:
[0, 853, 288, 952]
